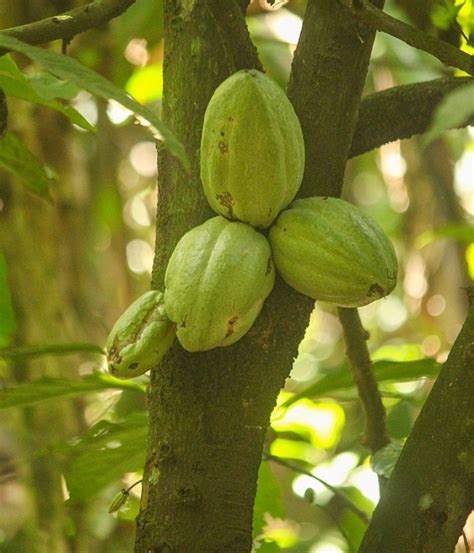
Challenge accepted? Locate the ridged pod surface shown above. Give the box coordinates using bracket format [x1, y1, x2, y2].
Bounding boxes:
[269, 197, 398, 307]
[106, 291, 176, 379]
[200, 69, 305, 228]
[164, 216, 275, 352]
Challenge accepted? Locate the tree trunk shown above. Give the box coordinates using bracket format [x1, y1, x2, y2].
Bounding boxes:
[135, 1, 383, 551]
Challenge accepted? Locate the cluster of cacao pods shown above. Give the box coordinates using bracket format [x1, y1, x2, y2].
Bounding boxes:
[106, 69, 398, 378]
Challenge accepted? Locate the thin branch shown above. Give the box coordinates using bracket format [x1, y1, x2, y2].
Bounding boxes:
[0, 0, 135, 50]
[343, 0, 474, 75]
[337, 308, 389, 454]
[263, 452, 370, 525]
[350, 77, 474, 158]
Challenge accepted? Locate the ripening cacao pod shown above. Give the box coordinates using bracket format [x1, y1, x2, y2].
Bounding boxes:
[106, 291, 175, 379]
[164, 216, 275, 352]
[269, 197, 398, 307]
[200, 69, 305, 228]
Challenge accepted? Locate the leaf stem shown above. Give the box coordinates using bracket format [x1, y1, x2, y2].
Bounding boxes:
[263, 452, 370, 525]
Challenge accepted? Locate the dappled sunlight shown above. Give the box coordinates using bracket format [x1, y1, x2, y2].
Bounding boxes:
[375, 295, 408, 332]
[126, 239, 154, 274]
[454, 147, 474, 214]
[292, 451, 360, 503]
[129, 141, 158, 178]
[310, 538, 346, 553]
[467, 243, 474, 279]
[271, 398, 345, 449]
[124, 38, 149, 67]
[125, 195, 152, 228]
[72, 90, 98, 127]
[126, 64, 163, 105]
[347, 462, 380, 504]
[107, 100, 133, 125]
[378, 143, 409, 213]
[371, 342, 424, 362]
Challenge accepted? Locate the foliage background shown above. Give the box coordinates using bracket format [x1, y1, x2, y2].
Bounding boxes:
[0, 0, 472, 552]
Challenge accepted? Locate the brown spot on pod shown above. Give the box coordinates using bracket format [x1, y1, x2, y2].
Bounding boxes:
[216, 192, 234, 218]
[368, 283, 385, 298]
[224, 316, 238, 339]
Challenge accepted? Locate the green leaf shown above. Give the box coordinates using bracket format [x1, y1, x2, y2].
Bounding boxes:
[416, 223, 474, 248]
[27, 72, 80, 101]
[0, 253, 16, 347]
[0, 132, 52, 199]
[422, 81, 474, 146]
[64, 413, 148, 501]
[284, 359, 441, 407]
[253, 461, 285, 552]
[0, 342, 105, 360]
[371, 441, 404, 478]
[0, 373, 145, 410]
[0, 55, 94, 132]
[430, 1, 463, 31]
[386, 400, 414, 439]
[0, 35, 188, 170]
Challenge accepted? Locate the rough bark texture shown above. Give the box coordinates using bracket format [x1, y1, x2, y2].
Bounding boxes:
[135, 1, 385, 551]
[350, 77, 474, 158]
[287, 0, 384, 198]
[359, 290, 474, 553]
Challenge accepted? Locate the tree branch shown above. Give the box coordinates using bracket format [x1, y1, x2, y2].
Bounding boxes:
[338, 308, 389, 454]
[343, 0, 474, 75]
[350, 77, 474, 158]
[287, 0, 385, 198]
[136, 2, 300, 551]
[0, 0, 135, 49]
[359, 288, 474, 553]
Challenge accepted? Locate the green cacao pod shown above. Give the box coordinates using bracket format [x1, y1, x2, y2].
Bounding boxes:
[164, 216, 275, 352]
[106, 291, 175, 379]
[200, 69, 305, 228]
[269, 197, 398, 307]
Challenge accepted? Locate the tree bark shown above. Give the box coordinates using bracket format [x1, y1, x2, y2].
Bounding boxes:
[135, 1, 385, 551]
[287, 0, 384, 198]
[350, 77, 474, 158]
[359, 289, 474, 553]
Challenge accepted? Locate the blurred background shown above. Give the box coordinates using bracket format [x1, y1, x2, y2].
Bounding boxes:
[0, 0, 472, 551]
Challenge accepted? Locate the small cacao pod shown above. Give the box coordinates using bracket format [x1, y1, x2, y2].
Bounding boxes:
[106, 291, 175, 379]
[200, 69, 305, 228]
[164, 216, 275, 352]
[269, 197, 398, 307]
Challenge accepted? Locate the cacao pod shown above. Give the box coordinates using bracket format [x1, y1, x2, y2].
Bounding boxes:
[269, 197, 398, 307]
[106, 290, 175, 379]
[200, 69, 305, 228]
[164, 216, 275, 351]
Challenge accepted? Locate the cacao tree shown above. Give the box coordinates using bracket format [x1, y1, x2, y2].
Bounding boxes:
[0, 1, 473, 552]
